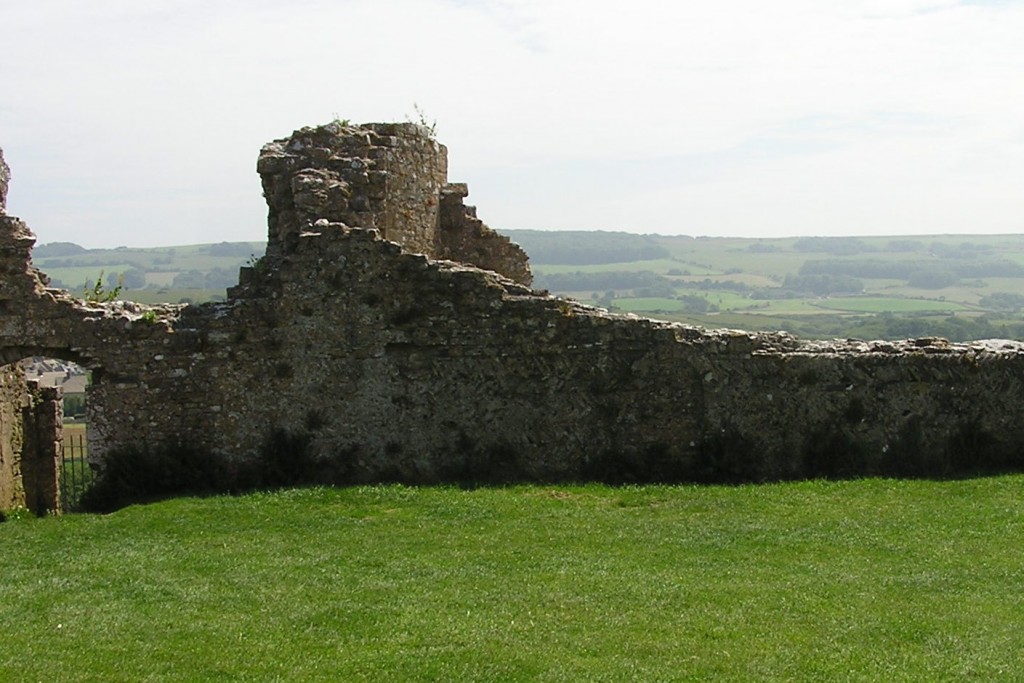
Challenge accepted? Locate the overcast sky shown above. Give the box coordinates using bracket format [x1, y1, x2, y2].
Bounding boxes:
[2, 0, 1023, 247]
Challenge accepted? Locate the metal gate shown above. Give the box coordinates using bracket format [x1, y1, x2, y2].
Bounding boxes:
[60, 433, 93, 512]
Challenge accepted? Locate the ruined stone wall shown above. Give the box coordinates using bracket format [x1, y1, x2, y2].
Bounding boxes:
[189, 224, 1024, 482]
[0, 367, 64, 514]
[0, 146, 26, 509]
[0, 145, 10, 214]
[0, 191, 184, 466]
[0, 364, 26, 510]
[20, 383, 62, 514]
[257, 123, 531, 285]
[199, 225, 709, 477]
[2, 125, 1024, 490]
[437, 183, 532, 287]
[258, 122, 444, 259]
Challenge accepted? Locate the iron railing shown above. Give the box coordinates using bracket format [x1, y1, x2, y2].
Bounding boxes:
[60, 433, 93, 512]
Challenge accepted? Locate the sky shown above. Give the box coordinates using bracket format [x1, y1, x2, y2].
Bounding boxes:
[1, 0, 1023, 248]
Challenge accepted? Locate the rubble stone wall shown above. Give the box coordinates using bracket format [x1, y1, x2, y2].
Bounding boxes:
[256, 123, 530, 285]
[0, 365, 26, 510]
[0, 365, 63, 513]
[1, 126, 1024, 489]
[437, 183, 532, 287]
[0, 145, 9, 214]
[20, 383, 62, 514]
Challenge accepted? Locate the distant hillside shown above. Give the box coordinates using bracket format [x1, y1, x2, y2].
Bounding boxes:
[514, 231, 1024, 342]
[504, 230, 670, 265]
[29, 232, 1024, 341]
[31, 241, 266, 304]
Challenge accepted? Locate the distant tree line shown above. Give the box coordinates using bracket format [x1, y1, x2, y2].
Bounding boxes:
[789, 237, 998, 259]
[839, 313, 1024, 343]
[535, 270, 674, 292]
[979, 292, 1024, 311]
[684, 279, 754, 293]
[749, 274, 864, 299]
[205, 242, 259, 257]
[32, 242, 88, 257]
[506, 230, 670, 265]
[171, 267, 240, 289]
[799, 258, 1024, 289]
[927, 241, 995, 259]
[793, 237, 874, 255]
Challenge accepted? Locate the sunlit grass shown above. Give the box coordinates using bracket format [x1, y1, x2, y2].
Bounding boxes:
[2, 479, 1023, 681]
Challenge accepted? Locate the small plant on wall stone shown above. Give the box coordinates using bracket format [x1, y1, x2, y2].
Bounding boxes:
[82, 271, 123, 303]
[407, 103, 437, 138]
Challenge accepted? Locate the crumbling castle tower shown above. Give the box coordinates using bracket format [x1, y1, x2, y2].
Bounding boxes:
[0, 145, 10, 212]
[255, 122, 531, 285]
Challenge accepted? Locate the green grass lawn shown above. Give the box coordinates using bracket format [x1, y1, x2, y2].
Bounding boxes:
[2, 479, 1023, 681]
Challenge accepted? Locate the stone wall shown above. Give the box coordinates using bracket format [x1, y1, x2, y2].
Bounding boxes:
[0, 364, 26, 510]
[437, 183, 532, 287]
[0, 367, 63, 514]
[1, 124, 1024, 492]
[256, 123, 530, 285]
[20, 383, 62, 514]
[192, 226, 1024, 481]
[0, 145, 9, 213]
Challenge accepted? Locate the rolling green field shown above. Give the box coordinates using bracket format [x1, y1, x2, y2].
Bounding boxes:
[511, 231, 1024, 340]
[30, 241, 261, 304]
[2, 480, 1023, 681]
[807, 297, 969, 314]
[27, 231, 1024, 339]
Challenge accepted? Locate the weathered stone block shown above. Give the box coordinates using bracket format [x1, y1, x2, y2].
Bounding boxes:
[0, 146, 9, 214]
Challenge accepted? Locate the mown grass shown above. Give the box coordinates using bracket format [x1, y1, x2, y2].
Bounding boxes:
[2, 479, 1023, 681]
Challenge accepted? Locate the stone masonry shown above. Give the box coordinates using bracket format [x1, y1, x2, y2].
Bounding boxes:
[0, 145, 9, 214]
[0, 363, 63, 514]
[0, 364, 27, 510]
[256, 122, 531, 285]
[2, 125, 1024, 501]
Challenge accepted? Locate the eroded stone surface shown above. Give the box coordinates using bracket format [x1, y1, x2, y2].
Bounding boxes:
[0, 146, 9, 214]
[0, 367, 62, 513]
[2, 123, 1024, 488]
[0, 365, 27, 510]
[256, 123, 531, 285]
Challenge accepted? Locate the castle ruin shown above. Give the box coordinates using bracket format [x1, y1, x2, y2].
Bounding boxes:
[3, 123, 1024, 512]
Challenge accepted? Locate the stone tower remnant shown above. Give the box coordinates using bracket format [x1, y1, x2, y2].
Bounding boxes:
[0, 146, 10, 213]
[2, 121, 1024, 504]
[255, 122, 531, 285]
